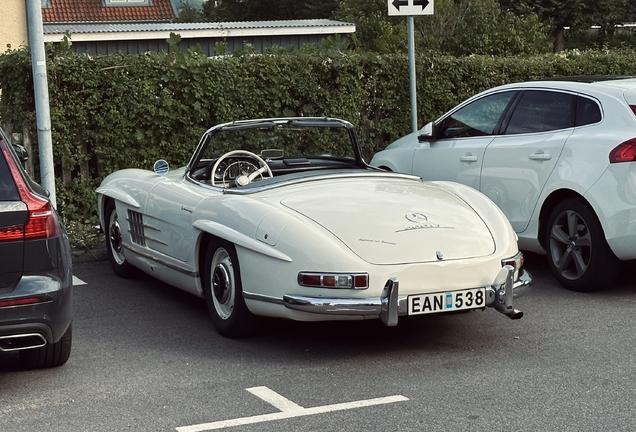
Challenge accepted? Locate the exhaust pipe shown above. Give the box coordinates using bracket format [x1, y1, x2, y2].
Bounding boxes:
[0, 333, 47, 352]
[503, 309, 524, 320]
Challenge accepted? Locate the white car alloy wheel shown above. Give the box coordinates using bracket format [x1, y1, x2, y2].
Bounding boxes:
[211, 248, 235, 320]
[545, 198, 621, 292]
[548, 209, 592, 281]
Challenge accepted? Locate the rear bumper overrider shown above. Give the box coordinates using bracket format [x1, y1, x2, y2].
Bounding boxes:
[283, 266, 532, 326]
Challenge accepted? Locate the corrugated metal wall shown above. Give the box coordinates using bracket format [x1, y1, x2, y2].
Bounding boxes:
[69, 34, 328, 56]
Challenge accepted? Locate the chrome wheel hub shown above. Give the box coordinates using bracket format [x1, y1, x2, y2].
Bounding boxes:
[210, 249, 235, 320]
[108, 211, 126, 265]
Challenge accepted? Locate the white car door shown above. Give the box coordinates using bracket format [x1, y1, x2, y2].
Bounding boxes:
[145, 174, 209, 262]
[481, 90, 576, 232]
[413, 91, 517, 190]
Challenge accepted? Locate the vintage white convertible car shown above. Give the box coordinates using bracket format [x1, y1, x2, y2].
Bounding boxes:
[96, 118, 531, 337]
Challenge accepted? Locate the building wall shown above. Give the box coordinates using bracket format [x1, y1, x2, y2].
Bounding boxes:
[67, 34, 342, 56]
[1, 0, 28, 52]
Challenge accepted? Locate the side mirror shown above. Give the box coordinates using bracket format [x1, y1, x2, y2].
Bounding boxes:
[417, 122, 434, 143]
[12, 144, 29, 167]
[153, 159, 170, 175]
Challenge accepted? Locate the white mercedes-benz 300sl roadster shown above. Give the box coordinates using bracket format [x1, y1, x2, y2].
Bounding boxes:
[97, 117, 531, 337]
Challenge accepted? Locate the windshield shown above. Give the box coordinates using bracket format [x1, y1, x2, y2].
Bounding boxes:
[199, 121, 357, 161]
[187, 118, 365, 188]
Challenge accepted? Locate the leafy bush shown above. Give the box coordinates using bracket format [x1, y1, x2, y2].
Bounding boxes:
[3, 44, 636, 228]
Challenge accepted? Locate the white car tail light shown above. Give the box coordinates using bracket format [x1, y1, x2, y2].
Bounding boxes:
[609, 137, 636, 163]
[298, 272, 369, 289]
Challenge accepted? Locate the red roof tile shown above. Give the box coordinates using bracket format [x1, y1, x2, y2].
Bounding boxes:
[43, 0, 177, 23]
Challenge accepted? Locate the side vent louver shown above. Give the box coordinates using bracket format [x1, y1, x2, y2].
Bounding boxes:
[127, 210, 146, 246]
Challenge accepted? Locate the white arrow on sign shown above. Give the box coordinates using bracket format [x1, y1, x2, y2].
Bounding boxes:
[388, 0, 434, 16]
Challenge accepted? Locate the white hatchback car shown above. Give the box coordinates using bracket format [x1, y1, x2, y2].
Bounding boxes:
[371, 77, 636, 292]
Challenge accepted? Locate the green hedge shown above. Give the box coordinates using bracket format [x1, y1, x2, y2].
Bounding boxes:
[2, 46, 636, 223]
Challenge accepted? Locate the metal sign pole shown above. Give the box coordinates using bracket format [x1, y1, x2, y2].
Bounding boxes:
[26, 0, 56, 208]
[407, 16, 417, 133]
[388, 0, 433, 134]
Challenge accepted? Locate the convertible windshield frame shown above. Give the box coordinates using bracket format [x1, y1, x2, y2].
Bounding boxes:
[186, 117, 365, 174]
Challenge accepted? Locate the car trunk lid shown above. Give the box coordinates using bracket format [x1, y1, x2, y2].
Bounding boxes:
[280, 177, 495, 265]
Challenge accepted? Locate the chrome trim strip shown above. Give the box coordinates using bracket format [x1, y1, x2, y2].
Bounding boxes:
[283, 295, 383, 315]
[143, 233, 169, 246]
[143, 223, 161, 232]
[243, 291, 284, 305]
[123, 243, 198, 278]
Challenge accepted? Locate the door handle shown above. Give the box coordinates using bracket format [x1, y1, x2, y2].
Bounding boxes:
[460, 154, 478, 162]
[529, 152, 552, 161]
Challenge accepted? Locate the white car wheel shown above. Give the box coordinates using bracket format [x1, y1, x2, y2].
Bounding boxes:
[204, 240, 255, 337]
[105, 200, 137, 278]
[211, 248, 235, 320]
[545, 198, 621, 292]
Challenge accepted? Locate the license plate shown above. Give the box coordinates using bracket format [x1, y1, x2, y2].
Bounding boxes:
[408, 288, 486, 315]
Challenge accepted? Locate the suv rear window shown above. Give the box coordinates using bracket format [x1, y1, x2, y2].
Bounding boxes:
[576, 96, 602, 126]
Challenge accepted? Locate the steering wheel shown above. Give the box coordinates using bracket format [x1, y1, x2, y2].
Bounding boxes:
[210, 150, 273, 187]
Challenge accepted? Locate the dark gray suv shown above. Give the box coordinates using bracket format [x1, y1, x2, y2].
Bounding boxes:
[0, 129, 72, 368]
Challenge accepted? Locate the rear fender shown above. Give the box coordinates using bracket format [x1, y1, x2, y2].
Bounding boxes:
[193, 219, 292, 263]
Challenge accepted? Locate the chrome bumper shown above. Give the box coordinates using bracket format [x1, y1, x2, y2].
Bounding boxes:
[283, 267, 532, 326]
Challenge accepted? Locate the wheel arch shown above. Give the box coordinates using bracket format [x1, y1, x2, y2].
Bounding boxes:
[99, 194, 113, 230]
[96, 187, 140, 232]
[192, 219, 292, 263]
[538, 189, 592, 249]
[197, 231, 214, 297]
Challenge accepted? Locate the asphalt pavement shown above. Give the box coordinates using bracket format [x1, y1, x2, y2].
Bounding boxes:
[2, 251, 636, 432]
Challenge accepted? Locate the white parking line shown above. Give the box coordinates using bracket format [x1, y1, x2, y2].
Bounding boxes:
[247, 386, 304, 412]
[176, 386, 408, 432]
[72, 276, 86, 286]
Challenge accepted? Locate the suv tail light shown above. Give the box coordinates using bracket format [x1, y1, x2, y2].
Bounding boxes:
[609, 138, 636, 163]
[0, 142, 60, 241]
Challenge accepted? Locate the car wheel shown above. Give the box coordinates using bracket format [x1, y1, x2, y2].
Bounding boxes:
[544, 198, 621, 292]
[105, 200, 137, 278]
[20, 323, 72, 369]
[203, 239, 255, 338]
